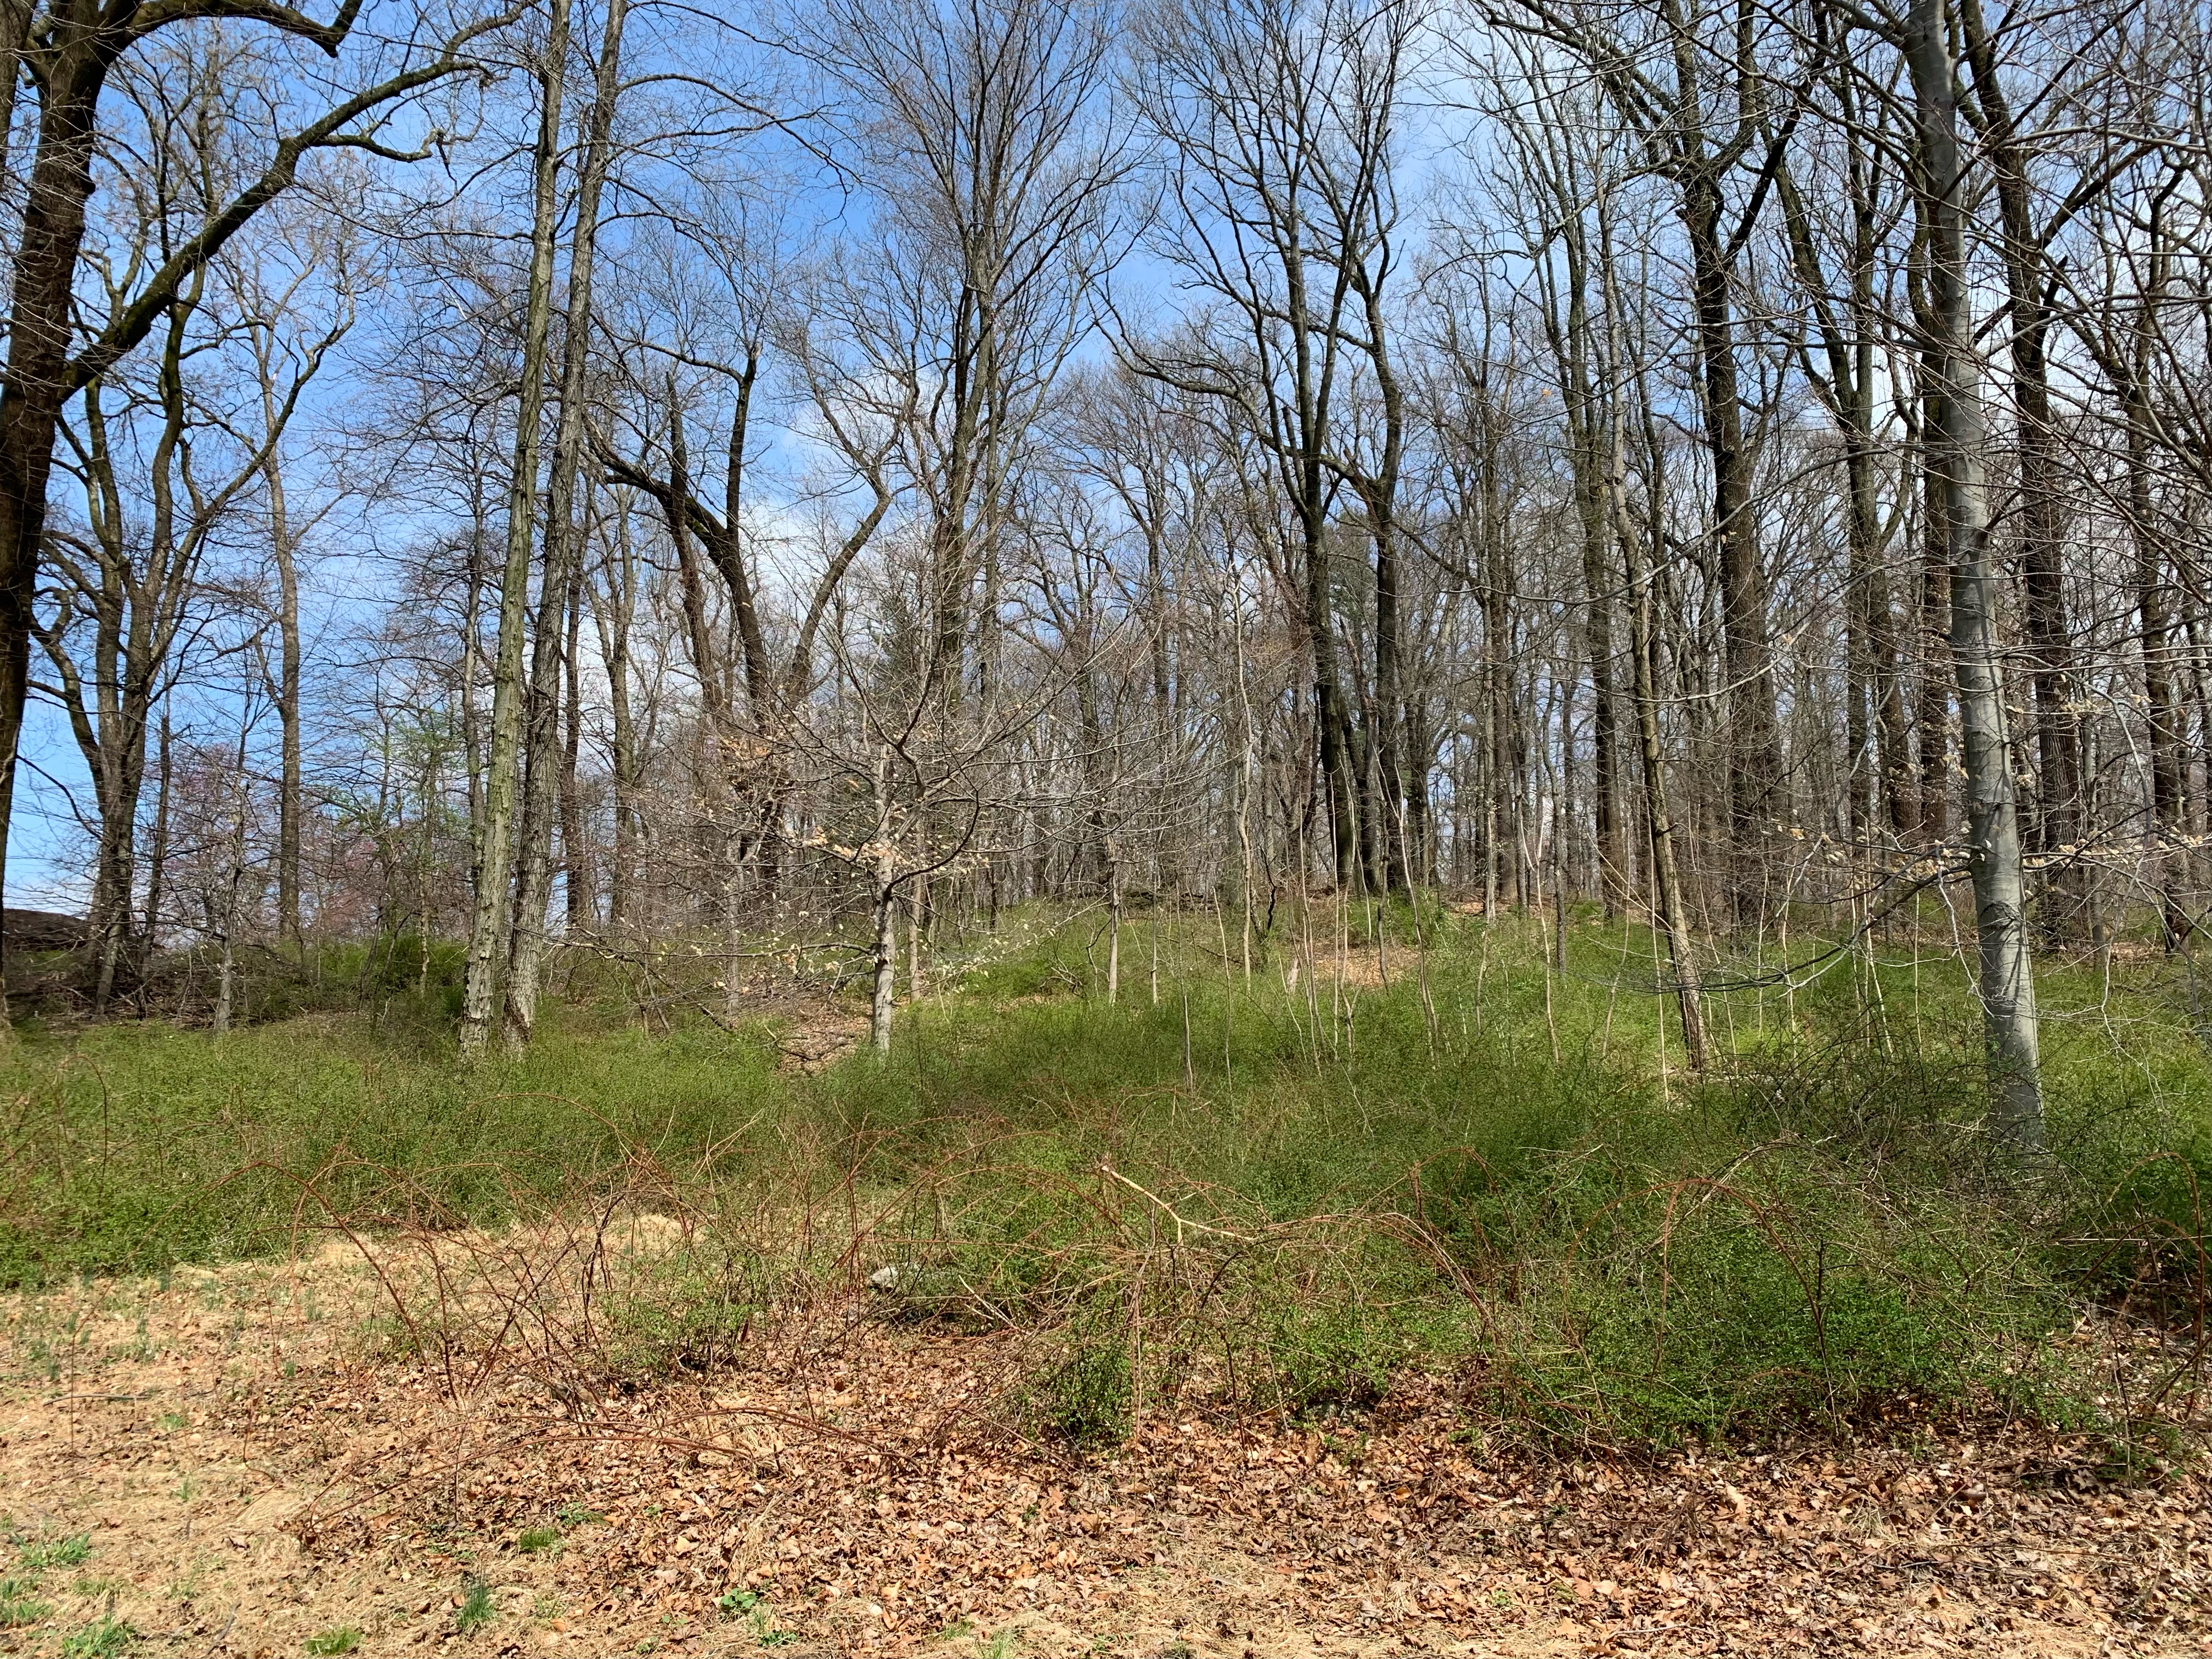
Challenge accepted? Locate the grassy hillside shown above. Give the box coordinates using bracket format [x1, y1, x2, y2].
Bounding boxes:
[3, 905, 2206, 1451]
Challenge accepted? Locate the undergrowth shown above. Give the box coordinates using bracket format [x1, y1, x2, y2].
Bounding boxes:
[2, 906, 2206, 1454]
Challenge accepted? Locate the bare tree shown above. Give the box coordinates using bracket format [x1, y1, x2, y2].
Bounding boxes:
[459, 0, 574, 1062]
[1900, 0, 2045, 1148]
[0, 0, 520, 999]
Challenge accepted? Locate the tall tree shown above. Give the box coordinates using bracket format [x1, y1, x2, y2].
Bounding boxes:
[1474, 0, 1794, 926]
[502, 0, 631, 1053]
[1901, 0, 2045, 1149]
[0, 0, 516, 1001]
[458, 0, 574, 1062]
[1129, 0, 1407, 890]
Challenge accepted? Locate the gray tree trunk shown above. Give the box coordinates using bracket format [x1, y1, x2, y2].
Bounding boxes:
[503, 0, 630, 1054]
[268, 445, 302, 948]
[870, 855, 898, 1054]
[458, 0, 573, 1063]
[1906, 0, 2045, 1152]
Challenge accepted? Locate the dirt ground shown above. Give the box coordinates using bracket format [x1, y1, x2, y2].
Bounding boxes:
[2, 1247, 2208, 1659]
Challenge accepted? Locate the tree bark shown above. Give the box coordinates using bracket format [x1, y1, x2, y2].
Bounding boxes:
[1911, 282, 1953, 843]
[561, 525, 588, 927]
[501, 0, 628, 1053]
[268, 424, 304, 947]
[0, 0, 503, 1007]
[1615, 438, 1708, 1071]
[1681, 167, 1784, 926]
[1774, 112, 1908, 845]
[2124, 286, 2190, 947]
[1906, 0, 2045, 1151]
[590, 500, 640, 935]
[870, 850, 898, 1053]
[459, 0, 573, 1062]
[0, 21, 109, 1007]
[143, 707, 172, 977]
[1959, 0, 2081, 927]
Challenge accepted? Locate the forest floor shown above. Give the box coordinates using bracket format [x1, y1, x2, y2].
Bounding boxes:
[2, 1243, 2208, 1659]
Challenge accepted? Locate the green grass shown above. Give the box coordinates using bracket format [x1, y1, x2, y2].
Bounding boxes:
[305, 1626, 362, 1655]
[19, 1534, 91, 1570]
[60, 1618, 134, 1658]
[0, 1009, 785, 1286]
[4, 904, 2207, 1452]
[0, 1576, 52, 1628]
[454, 1577, 495, 1635]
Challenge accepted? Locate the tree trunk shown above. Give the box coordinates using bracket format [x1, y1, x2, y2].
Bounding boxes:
[561, 524, 588, 928]
[1779, 121, 1910, 847]
[0, 0, 31, 181]
[0, 52, 105, 1009]
[1959, 0, 2081, 932]
[2125, 306, 2190, 947]
[1616, 449, 1708, 1073]
[1356, 266, 1409, 895]
[1912, 319, 1953, 841]
[266, 406, 303, 948]
[501, 0, 628, 1053]
[142, 707, 172, 989]
[458, 0, 572, 1062]
[1544, 216, 1623, 911]
[0, 0, 411, 1005]
[594, 505, 640, 935]
[1907, 0, 2044, 1152]
[210, 726, 251, 1039]
[1681, 169, 1784, 927]
[1593, 194, 1707, 1068]
[1107, 849, 1122, 1004]
[870, 856, 898, 1054]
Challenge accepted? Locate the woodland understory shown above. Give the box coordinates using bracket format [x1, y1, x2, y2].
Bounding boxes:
[3, 0, 2212, 1647]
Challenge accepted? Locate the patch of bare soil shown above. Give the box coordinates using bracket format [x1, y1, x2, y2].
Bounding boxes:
[697, 981, 866, 1073]
[3, 1254, 2208, 1659]
[1281, 946, 1383, 994]
[772, 1008, 871, 1075]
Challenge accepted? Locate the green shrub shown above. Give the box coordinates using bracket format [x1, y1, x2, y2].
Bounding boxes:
[1028, 1334, 1133, 1447]
[0, 1018, 787, 1288]
[600, 1259, 760, 1381]
[1267, 1298, 1407, 1417]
